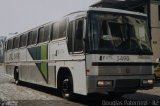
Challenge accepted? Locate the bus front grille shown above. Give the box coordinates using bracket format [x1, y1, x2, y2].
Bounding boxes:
[98, 66, 152, 75]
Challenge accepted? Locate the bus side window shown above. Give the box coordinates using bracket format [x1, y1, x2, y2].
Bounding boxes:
[5, 42, 7, 50]
[59, 18, 67, 38]
[44, 24, 51, 42]
[32, 30, 38, 44]
[38, 27, 44, 43]
[52, 23, 59, 40]
[67, 21, 74, 53]
[74, 19, 84, 52]
[28, 32, 33, 45]
[51, 18, 67, 40]
[13, 37, 19, 49]
[28, 30, 38, 45]
[20, 34, 28, 47]
[7, 39, 13, 50]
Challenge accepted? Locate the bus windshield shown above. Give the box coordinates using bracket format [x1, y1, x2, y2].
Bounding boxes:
[87, 12, 152, 54]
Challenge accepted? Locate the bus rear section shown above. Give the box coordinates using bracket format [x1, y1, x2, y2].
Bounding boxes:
[85, 9, 154, 95]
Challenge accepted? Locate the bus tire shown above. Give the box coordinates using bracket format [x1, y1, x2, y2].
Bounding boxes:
[59, 74, 73, 100]
[14, 67, 19, 85]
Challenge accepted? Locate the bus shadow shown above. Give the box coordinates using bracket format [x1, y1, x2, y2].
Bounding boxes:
[16, 81, 61, 97]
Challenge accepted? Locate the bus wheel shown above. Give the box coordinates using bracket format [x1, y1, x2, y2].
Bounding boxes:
[14, 68, 19, 85]
[60, 75, 73, 100]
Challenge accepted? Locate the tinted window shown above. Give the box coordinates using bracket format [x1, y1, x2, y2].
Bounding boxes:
[52, 23, 59, 40]
[44, 24, 51, 42]
[5, 42, 7, 50]
[20, 34, 28, 47]
[28, 32, 33, 45]
[38, 27, 44, 43]
[67, 21, 74, 53]
[13, 37, 19, 49]
[7, 39, 13, 50]
[52, 18, 67, 40]
[28, 30, 38, 45]
[59, 18, 67, 38]
[74, 19, 84, 52]
[32, 30, 38, 44]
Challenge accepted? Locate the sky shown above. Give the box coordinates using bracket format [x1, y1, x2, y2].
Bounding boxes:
[0, 0, 98, 37]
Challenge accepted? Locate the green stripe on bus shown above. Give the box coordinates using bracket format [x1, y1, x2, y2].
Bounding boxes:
[40, 45, 48, 80]
[41, 63, 48, 80]
[41, 45, 48, 60]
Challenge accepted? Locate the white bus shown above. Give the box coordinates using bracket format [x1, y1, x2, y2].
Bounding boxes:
[5, 7, 154, 99]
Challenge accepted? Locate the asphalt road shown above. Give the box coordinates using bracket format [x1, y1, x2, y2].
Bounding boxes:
[0, 65, 160, 106]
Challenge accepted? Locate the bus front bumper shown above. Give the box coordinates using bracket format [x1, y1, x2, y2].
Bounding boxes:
[87, 75, 154, 94]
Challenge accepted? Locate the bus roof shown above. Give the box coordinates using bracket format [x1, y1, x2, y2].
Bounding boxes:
[88, 7, 147, 17]
[66, 7, 147, 17]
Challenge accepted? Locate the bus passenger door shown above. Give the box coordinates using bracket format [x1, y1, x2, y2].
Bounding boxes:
[67, 18, 87, 95]
[74, 19, 84, 53]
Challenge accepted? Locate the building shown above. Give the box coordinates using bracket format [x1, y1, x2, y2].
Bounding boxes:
[91, 0, 160, 62]
[150, 0, 160, 61]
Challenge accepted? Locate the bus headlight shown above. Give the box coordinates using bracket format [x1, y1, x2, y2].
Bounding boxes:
[142, 79, 153, 85]
[97, 80, 113, 87]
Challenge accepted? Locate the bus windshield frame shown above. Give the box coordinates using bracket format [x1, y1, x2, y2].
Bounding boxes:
[86, 11, 153, 55]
